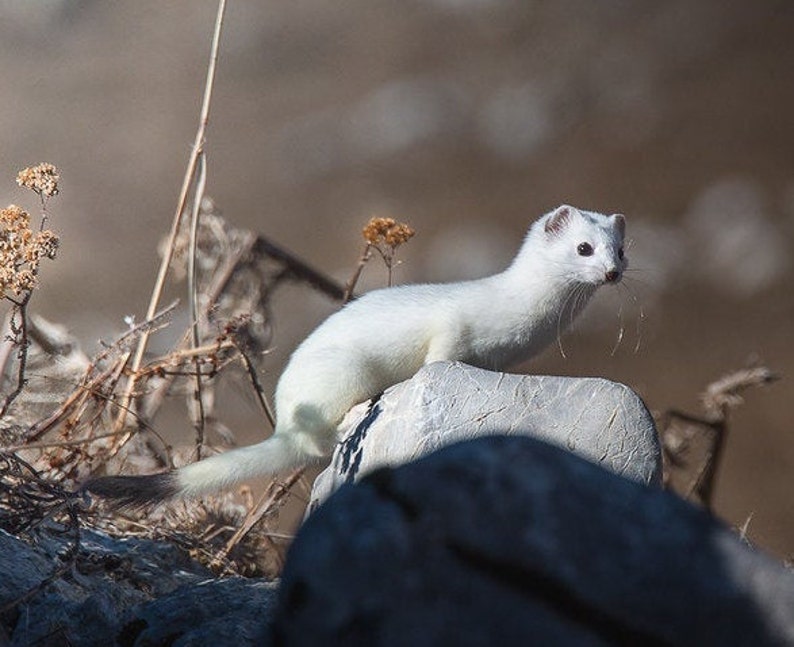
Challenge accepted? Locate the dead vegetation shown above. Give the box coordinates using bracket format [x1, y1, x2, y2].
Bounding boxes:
[0, 156, 417, 581]
[658, 365, 778, 509]
[0, 0, 417, 582]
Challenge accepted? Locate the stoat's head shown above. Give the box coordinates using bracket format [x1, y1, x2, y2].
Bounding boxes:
[534, 204, 627, 286]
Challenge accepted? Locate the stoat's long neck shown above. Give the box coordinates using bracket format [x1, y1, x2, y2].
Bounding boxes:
[456, 231, 595, 369]
[497, 260, 592, 331]
[501, 229, 571, 297]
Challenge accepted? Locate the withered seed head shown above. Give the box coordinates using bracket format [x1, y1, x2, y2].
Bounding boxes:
[16, 163, 60, 198]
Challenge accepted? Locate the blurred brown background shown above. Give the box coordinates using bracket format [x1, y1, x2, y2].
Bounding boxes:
[0, 2, 792, 555]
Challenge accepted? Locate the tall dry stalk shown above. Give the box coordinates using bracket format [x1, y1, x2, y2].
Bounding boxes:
[113, 0, 227, 440]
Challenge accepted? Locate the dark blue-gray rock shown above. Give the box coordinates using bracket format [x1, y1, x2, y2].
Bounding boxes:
[119, 578, 277, 647]
[274, 436, 794, 646]
[310, 361, 662, 510]
[0, 526, 276, 647]
[1, 527, 210, 647]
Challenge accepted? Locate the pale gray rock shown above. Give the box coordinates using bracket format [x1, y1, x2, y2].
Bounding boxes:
[310, 361, 662, 510]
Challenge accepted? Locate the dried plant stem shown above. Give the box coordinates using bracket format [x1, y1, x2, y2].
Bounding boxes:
[37, 192, 49, 231]
[252, 236, 346, 302]
[23, 364, 117, 443]
[232, 338, 276, 429]
[3, 428, 145, 453]
[113, 0, 227, 435]
[204, 231, 259, 306]
[663, 409, 726, 507]
[370, 244, 396, 287]
[0, 314, 15, 377]
[19, 354, 173, 471]
[188, 155, 209, 459]
[22, 302, 183, 443]
[343, 244, 373, 303]
[0, 293, 32, 418]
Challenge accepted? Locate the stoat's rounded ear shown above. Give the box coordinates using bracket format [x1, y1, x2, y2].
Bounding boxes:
[612, 213, 626, 238]
[544, 205, 574, 236]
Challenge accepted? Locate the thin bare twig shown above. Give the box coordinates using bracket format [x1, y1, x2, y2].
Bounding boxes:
[0, 312, 16, 377]
[1, 293, 33, 418]
[231, 336, 276, 429]
[95, 300, 178, 366]
[218, 468, 305, 563]
[2, 426, 145, 453]
[21, 302, 179, 447]
[343, 244, 373, 303]
[188, 155, 209, 459]
[252, 236, 346, 302]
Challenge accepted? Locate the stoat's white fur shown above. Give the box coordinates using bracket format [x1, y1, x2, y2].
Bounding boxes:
[88, 205, 627, 504]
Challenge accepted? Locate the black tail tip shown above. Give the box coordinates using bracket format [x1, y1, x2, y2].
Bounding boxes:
[83, 472, 180, 510]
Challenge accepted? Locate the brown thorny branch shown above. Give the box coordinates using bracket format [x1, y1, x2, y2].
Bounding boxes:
[657, 365, 778, 509]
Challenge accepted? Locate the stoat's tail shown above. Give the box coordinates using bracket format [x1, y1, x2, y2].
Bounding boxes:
[84, 433, 308, 509]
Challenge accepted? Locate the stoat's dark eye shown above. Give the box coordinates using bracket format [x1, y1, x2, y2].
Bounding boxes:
[577, 242, 594, 257]
[618, 247, 624, 260]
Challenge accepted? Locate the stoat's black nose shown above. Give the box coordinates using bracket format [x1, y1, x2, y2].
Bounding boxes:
[605, 269, 621, 283]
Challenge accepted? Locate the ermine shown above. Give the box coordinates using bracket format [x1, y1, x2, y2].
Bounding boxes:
[86, 205, 627, 507]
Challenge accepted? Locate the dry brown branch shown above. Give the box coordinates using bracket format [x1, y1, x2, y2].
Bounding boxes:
[230, 331, 276, 429]
[251, 235, 346, 302]
[215, 468, 305, 570]
[188, 155, 209, 459]
[23, 358, 122, 444]
[94, 300, 178, 366]
[701, 367, 778, 420]
[343, 244, 374, 303]
[658, 365, 778, 508]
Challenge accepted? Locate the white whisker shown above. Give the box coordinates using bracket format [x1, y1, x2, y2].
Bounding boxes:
[610, 300, 625, 357]
[633, 305, 645, 354]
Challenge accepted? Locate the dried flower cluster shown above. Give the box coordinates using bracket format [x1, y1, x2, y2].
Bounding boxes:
[362, 217, 415, 248]
[16, 163, 60, 198]
[0, 204, 59, 298]
[344, 215, 417, 299]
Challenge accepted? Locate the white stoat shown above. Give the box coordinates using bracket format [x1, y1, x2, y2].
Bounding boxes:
[86, 205, 627, 506]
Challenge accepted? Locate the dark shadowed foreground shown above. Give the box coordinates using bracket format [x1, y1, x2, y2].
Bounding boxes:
[3, 435, 794, 645]
[275, 436, 794, 646]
